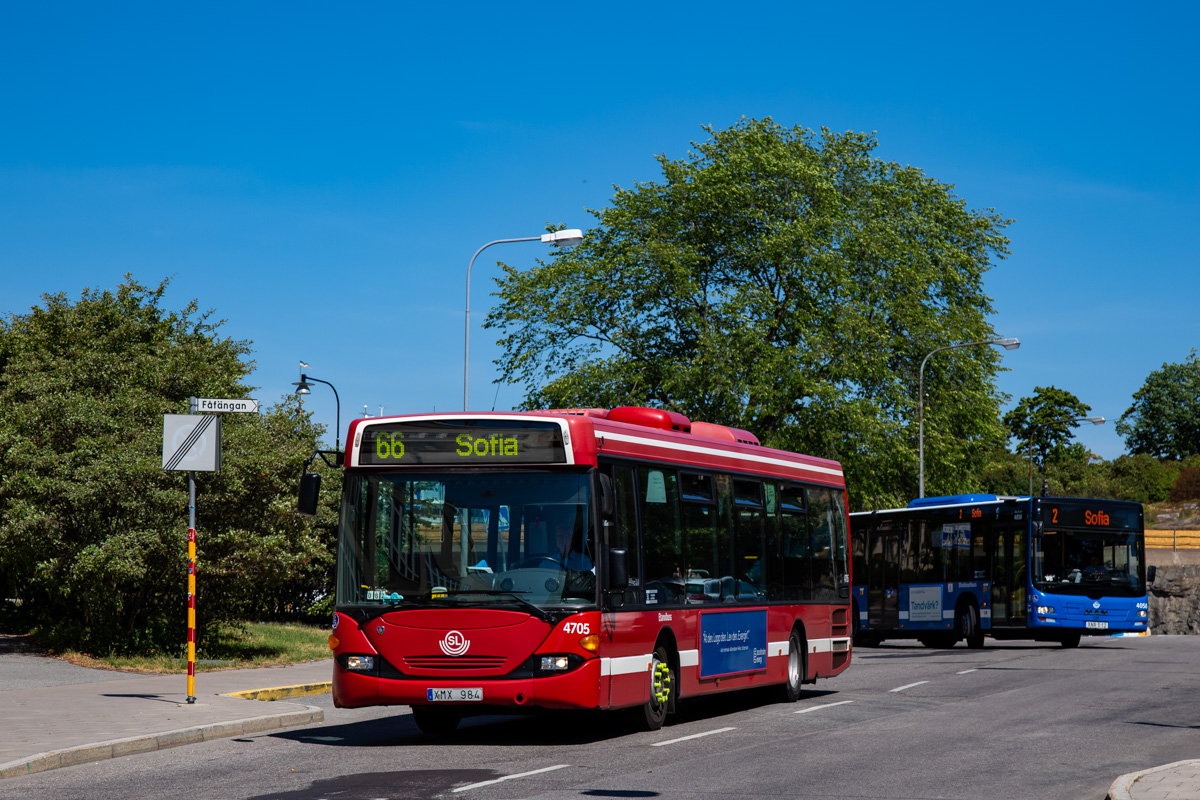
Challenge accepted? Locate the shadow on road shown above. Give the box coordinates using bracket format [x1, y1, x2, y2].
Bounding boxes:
[272, 686, 844, 749]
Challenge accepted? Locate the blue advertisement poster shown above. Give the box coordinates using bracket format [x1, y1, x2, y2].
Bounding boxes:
[699, 609, 768, 678]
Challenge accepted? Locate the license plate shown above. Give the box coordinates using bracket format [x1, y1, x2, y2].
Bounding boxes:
[427, 687, 483, 702]
[1085, 621, 1109, 629]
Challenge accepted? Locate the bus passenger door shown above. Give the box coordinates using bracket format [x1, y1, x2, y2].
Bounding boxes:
[867, 529, 901, 630]
[992, 521, 1026, 626]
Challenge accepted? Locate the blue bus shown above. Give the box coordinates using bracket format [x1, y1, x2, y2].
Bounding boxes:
[849, 495, 1151, 648]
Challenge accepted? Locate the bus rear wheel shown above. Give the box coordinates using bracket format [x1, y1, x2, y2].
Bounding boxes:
[637, 644, 674, 731]
[959, 602, 984, 649]
[781, 630, 805, 702]
[411, 707, 460, 735]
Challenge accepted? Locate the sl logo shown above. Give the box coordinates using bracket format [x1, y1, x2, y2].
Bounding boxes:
[439, 630, 470, 657]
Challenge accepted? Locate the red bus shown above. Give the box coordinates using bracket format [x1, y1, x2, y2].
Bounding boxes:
[306, 406, 853, 734]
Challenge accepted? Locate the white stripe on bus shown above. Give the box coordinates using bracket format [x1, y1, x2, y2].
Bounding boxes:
[597, 430, 844, 478]
[602, 637, 850, 676]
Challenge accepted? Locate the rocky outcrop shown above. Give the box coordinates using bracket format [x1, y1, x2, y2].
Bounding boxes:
[1148, 550, 1200, 635]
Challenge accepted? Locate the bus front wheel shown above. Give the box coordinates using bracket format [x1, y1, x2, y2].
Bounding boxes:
[637, 644, 675, 731]
[960, 603, 984, 649]
[1060, 632, 1082, 648]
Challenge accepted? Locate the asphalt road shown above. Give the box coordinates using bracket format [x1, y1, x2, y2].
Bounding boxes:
[4, 635, 1199, 800]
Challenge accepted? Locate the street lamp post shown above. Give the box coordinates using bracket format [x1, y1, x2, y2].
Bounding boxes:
[464, 229, 584, 411]
[918, 337, 1020, 498]
[294, 373, 341, 455]
[1027, 416, 1105, 496]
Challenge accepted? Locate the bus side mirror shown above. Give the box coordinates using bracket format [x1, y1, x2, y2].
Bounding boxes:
[298, 473, 321, 517]
[607, 547, 629, 591]
[1148, 565, 1157, 584]
[598, 473, 615, 523]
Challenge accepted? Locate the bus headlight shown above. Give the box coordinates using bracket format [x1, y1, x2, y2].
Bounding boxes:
[345, 655, 374, 671]
[1037, 606, 1055, 615]
[540, 656, 571, 672]
[1138, 609, 1148, 617]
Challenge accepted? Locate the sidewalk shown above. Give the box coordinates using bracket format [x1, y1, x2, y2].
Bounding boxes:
[1110, 760, 1200, 800]
[0, 655, 333, 779]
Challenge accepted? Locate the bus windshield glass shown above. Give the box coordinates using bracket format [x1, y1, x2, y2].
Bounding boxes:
[1034, 503, 1144, 595]
[337, 471, 596, 609]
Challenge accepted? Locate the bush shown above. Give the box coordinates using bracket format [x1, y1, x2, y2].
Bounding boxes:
[1171, 466, 1200, 501]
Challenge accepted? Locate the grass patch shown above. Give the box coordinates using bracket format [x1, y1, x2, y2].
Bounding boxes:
[59, 622, 331, 673]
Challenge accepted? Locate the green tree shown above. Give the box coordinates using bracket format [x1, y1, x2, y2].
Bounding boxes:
[1002, 386, 1093, 468]
[1116, 351, 1200, 459]
[1107, 454, 1179, 504]
[0, 277, 336, 653]
[484, 118, 1013, 510]
[1170, 464, 1200, 501]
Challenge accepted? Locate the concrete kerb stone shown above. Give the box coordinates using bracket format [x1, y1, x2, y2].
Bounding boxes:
[224, 682, 332, 702]
[0, 705, 323, 780]
[1108, 759, 1200, 800]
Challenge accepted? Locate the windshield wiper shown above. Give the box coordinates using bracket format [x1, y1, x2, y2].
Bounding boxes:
[441, 590, 556, 624]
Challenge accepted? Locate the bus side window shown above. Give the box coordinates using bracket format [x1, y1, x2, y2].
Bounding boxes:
[680, 472, 718, 602]
[733, 478, 766, 602]
[779, 485, 810, 601]
[829, 488, 850, 595]
[640, 468, 682, 605]
[806, 487, 838, 601]
[612, 465, 642, 603]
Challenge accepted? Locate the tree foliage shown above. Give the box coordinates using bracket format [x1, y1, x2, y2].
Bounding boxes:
[1171, 464, 1200, 502]
[485, 118, 1013, 509]
[1116, 351, 1200, 460]
[1002, 386, 1093, 469]
[0, 277, 337, 654]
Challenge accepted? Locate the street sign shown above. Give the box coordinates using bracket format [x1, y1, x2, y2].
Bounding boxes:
[191, 397, 259, 413]
[162, 414, 222, 472]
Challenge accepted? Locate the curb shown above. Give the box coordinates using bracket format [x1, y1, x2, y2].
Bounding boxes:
[0, 705, 323, 780]
[225, 682, 333, 701]
[1108, 759, 1200, 800]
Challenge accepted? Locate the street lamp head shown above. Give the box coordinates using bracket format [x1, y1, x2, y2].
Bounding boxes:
[1084, 416, 1106, 425]
[992, 337, 1021, 350]
[293, 378, 312, 396]
[542, 229, 584, 246]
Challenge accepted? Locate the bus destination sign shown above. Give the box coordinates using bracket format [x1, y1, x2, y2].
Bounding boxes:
[357, 420, 568, 466]
[1043, 502, 1141, 530]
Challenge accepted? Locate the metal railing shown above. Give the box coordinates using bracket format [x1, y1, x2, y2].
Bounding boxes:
[1146, 530, 1200, 550]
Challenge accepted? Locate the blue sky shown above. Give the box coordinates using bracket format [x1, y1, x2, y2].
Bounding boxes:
[2, 2, 1196, 462]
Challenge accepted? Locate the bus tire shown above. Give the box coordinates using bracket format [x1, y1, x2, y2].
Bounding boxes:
[411, 707, 460, 735]
[636, 644, 675, 731]
[1060, 632, 1082, 648]
[781, 629, 805, 702]
[960, 602, 984, 649]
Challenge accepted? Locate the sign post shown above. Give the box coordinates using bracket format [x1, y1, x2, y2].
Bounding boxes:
[162, 397, 256, 704]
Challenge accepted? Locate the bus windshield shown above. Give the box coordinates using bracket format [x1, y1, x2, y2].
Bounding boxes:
[1033, 527, 1144, 595]
[337, 471, 596, 609]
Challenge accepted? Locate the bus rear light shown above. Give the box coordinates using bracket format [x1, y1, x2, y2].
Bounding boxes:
[579, 634, 599, 652]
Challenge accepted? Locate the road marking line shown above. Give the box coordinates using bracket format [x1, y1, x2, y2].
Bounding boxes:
[890, 681, 929, 692]
[452, 764, 570, 792]
[795, 700, 854, 714]
[651, 727, 737, 747]
[956, 669, 978, 674]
